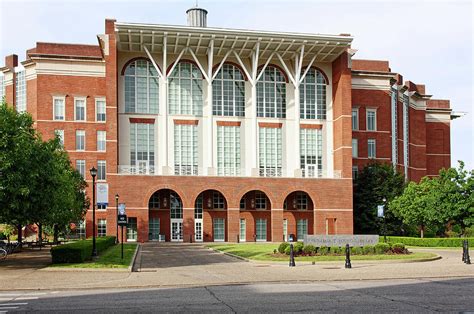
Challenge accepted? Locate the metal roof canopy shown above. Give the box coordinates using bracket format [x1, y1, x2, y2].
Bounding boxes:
[115, 22, 353, 63]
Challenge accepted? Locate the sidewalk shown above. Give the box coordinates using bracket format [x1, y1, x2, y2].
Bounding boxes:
[0, 246, 473, 291]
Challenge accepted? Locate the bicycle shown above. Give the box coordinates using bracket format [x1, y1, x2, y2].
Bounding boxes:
[0, 242, 20, 260]
[0, 247, 7, 260]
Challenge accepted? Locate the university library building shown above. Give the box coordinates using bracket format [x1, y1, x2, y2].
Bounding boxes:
[0, 8, 456, 243]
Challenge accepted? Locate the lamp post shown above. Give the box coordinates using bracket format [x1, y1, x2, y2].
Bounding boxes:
[382, 197, 387, 243]
[90, 167, 98, 257]
[115, 194, 119, 244]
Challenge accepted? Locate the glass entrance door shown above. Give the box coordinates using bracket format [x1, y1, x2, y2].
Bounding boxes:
[239, 219, 246, 242]
[213, 218, 225, 242]
[283, 219, 288, 242]
[127, 217, 138, 242]
[195, 219, 203, 242]
[256, 218, 267, 242]
[171, 219, 183, 242]
[149, 218, 160, 241]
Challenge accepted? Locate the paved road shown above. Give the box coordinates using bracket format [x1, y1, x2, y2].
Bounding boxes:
[1, 278, 473, 313]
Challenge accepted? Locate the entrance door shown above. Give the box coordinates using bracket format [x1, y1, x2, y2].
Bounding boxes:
[171, 219, 183, 242]
[127, 217, 137, 242]
[239, 219, 246, 242]
[256, 218, 267, 242]
[195, 219, 203, 242]
[149, 218, 160, 241]
[283, 219, 288, 242]
[138, 160, 148, 174]
[213, 218, 225, 242]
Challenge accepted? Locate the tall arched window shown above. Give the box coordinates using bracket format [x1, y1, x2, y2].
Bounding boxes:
[300, 68, 327, 120]
[212, 63, 245, 116]
[257, 66, 286, 118]
[168, 61, 203, 116]
[124, 59, 159, 114]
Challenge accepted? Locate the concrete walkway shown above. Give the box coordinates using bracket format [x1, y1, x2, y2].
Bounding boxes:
[0, 244, 472, 291]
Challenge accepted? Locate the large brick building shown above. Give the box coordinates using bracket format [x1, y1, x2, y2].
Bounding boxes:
[0, 8, 454, 243]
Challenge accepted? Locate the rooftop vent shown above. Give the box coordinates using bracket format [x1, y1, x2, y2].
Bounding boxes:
[186, 7, 207, 27]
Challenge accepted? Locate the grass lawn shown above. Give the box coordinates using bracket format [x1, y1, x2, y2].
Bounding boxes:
[49, 243, 138, 268]
[206, 243, 437, 262]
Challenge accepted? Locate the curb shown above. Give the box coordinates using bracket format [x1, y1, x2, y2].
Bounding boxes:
[130, 243, 140, 272]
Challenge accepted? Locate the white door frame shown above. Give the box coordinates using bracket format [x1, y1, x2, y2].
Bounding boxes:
[171, 218, 183, 242]
[194, 218, 203, 242]
[239, 218, 246, 242]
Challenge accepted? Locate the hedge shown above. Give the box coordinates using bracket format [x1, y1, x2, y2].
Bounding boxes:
[278, 242, 406, 256]
[50, 236, 116, 264]
[385, 236, 474, 248]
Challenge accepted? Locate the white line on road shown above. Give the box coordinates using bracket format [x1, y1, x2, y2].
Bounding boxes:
[0, 303, 28, 306]
[0, 306, 19, 309]
[15, 297, 38, 300]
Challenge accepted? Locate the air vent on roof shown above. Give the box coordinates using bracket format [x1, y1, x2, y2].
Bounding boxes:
[186, 7, 207, 27]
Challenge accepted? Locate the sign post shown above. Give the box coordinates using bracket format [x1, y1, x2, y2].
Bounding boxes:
[117, 203, 127, 260]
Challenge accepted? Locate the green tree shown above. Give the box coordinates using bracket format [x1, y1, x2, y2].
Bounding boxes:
[353, 162, 406, 235]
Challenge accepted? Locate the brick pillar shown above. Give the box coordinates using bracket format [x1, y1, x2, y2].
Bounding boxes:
[183, 208, 194, 243]
[271, 209, 283, 242]
[227, 208, 240, 243]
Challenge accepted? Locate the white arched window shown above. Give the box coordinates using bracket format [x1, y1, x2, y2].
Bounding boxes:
[212, 64, 245, 116]
[257, 66, 286, 118]
[300, 68, 327, 120]
[168, 61, 203, 116]
[124, 59, 159, 114]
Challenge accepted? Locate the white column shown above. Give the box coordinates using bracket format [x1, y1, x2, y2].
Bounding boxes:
[202, 40, 214, 176]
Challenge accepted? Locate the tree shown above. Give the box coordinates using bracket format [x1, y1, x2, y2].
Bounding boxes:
[353, 162, 406, 235]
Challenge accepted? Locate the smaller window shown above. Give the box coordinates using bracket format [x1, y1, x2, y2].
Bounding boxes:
[352, 166, 358, 181]
[255, 192, 267, 210]
[368, 139, 376, 159]
[97, 204, 107, 210]
[296, 192, 308, 210]
[96, 99, 106, 122]
[98, 160, 106, 180]
[149, 193, 160, 209]
[55, 129, 64, 147]
[213, 192, 225, 209]
[76, 160, 85, 178]
[74, 98, 86, 121]
[97, 131, 106, 152]
[352, 138, 358, 158]
[98, 219, 107, 237]
[53, 97, 65, 120]
[76, 130, 85, 151]
[351, 109, 358, 130]
[366, 109, 377, 131]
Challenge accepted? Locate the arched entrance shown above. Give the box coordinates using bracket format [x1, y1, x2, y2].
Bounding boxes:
[195, 190, 227, 242]
[239, 190, 271, 242]
[283, 191, 314, 241]
[148, 189, 183, 242]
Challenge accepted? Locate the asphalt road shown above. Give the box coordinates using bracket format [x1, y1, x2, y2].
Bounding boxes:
[1, 277, 473, 313]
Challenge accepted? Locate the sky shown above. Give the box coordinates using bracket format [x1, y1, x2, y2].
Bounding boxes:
[0, 0, 472, 170]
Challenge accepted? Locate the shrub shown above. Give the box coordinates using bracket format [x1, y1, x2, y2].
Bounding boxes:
[374, 243, 391, 254]
[385, 236, 474, 247]
[284, 245, 291, 255]
[278, 242, 290, 254]
[391, 243, 406, 254]
[318, 246, 329, 255]
[464, 227, 474, 237]
[293, 242, 304, 254]
[362, 245, 375, 255]
[332, 247, 343, 255]
[51, 236, 116, 264]
[445, 230, 459, 238]
[351, 247, 363, 255]
[303, 244, 316, 255]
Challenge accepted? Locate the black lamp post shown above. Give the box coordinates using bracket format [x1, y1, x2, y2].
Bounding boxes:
[90, 167, 98, 257]
[382, 197, 387, 243]
[115, 194, 119, 244]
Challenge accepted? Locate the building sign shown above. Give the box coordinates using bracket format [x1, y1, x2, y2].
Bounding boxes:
[304, 235, 379, 247]
[97, 183, 108, 206]
[117, 214, 127, 226]
[377, 205, 384, 218]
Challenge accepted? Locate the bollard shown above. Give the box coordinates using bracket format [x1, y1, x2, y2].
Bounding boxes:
[462, 240, 467, 262]
[289, 243, 296, 267]
[465, 240, 471, 265]
[345, 244, 352, 269]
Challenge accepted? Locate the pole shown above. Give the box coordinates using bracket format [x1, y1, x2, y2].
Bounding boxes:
[115, 195, 119, 244]
[92, 174, 97, 257]
[289, 243, 295, 267]
[384, 216, 387, 243]
[121, 225, 124, 260]
[465, 240, 471, 265]
[345, 243, 352, 269]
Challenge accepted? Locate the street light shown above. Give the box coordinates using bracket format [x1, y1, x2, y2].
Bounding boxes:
[115, 194, 119, 244]
[90, 167, 98, 257]
[382, 197, 387, 243]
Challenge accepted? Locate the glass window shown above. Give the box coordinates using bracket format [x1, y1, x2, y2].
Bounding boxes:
[96, 99, 106, 122]
[297, 219, 308, 241]
[300, 68, 327, 119]
[98, 219, 107, 237]
[367, 109, 377, 131]
[97, 131, 106, 152]
[300, 128, 323, 177]
[97, 204, 107, 210]
[76, 160, 85, 178]
[213, 63, 245, 117]
[74, 98, 86, 121]
[53, 97, 65, 120]
[127, 217, 137, 241]
[352, 109, 358, 130]
[256, 218, 267, 241]
[174, 124, 198, 175]
[296, 192, 308, 210]
[257, 66, 286, 118]
[149, 218, 160, 241]
[352, 138, 358, 158]
[168, 62, 203, 116]
[130, 123, 155, 174]
[213, 192, 225, 209]
[15, 70, 26, 113]
[368, 139, 376, 159]
[240, 198, 245, 210]
[98, 160, 106, 180]
[213, 218, 225, 241]
[217, 125, 241, 176]
[239, 219, 246, 241]
[259, 127, 282, 177]
[77, 220, 86, 239]
[55, 129, 64, 147]
[149, 193, 160, 209]
[76, 130, 85, 151]
[124, 59, 159, 114]
[255, 192, 267, 210]
[170, 192, 183, 219]
[195, 195, 203, 219]
[352, 166, 358, 181]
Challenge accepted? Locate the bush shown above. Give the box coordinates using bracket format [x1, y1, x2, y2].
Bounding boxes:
[351, 247, 363, 255]
[303, 244, 316, 255]
[374, 243, 391, 254]
[445, 230, 459, 238]
[391, 243, 406, 254]
[386, 236, 474, 247]
[284, 245, 291, 255]
[318, 246, 329, 255]
[332, 247, 343, 255]
[51, 236, 116, 264]
[293, 242, 304, 254]
[464, 227, 474, 237]
[362, 245, 375, 255]
[278, 242, 290, 254]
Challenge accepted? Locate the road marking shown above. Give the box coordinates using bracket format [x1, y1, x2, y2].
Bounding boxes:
[15, 297, 38, 300]
[0, 307, 19, 309]
[0, 303, 28, 306]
